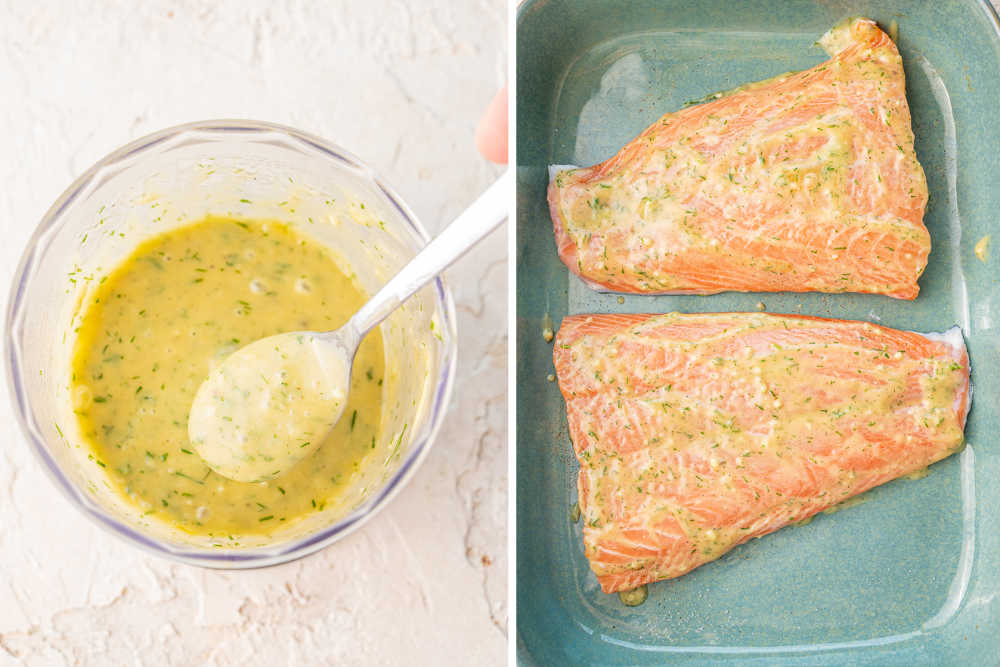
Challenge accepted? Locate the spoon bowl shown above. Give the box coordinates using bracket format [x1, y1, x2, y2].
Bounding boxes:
[189, 333, 354, 482]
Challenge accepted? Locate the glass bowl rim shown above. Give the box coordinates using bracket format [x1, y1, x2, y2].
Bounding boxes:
[3, 118, 459, 568]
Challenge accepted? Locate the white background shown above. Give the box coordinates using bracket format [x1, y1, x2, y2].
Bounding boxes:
[0, 1, 507, 664]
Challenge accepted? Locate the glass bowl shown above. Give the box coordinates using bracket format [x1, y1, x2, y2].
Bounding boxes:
[4, 120, 457, 568]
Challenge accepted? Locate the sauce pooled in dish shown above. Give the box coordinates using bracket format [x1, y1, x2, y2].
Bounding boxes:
[71, 216, 384, 536]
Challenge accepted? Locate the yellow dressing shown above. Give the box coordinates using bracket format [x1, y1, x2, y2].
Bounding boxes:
[70, 216, 384, 536]
[975, 234, 990, 263]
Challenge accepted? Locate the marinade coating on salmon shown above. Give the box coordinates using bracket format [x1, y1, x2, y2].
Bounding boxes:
[548, 18, 929, 299]
[553, 312, 970, 593]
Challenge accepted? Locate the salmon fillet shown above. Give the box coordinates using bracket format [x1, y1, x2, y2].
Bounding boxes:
[553, 312, 970, 593]
[548, 18, 929, 299]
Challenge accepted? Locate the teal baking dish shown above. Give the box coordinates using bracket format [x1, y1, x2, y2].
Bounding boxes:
[516, 0, 1000, 664]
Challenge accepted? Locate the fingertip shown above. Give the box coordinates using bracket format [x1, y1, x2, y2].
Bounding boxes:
[476, 86, 508, 164]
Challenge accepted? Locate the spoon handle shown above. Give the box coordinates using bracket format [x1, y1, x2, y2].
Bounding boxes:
[346, 169, 510, 341]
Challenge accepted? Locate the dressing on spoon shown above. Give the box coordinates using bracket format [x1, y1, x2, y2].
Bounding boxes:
[188, 334, 352, 482]
[189, 170, 510, 482]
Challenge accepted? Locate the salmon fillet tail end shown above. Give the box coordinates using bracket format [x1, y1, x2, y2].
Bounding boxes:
[548, 17, 930, 299]
[553, 312, 970, 593]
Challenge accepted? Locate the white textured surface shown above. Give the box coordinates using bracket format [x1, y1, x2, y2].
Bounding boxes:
[0, 1, 506, 664]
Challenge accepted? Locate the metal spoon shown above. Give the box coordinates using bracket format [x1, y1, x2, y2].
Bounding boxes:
[188, 170, 510, 482]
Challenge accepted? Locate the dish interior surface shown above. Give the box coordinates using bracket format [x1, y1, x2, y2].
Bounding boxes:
[517, 0, 1000, 663]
